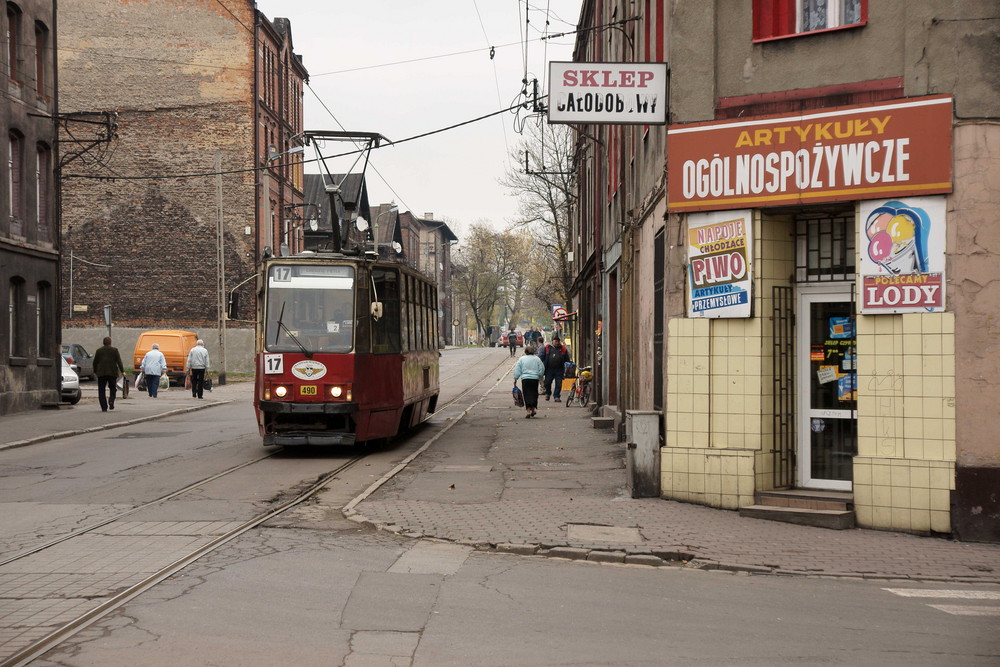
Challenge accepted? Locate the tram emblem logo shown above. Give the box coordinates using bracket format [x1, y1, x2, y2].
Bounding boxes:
[291, 360, 327, 381]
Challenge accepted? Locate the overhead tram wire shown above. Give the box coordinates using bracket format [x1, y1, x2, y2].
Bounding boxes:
[61, 98, 543, 183]
[471, 0, 513, 173]
[303, 82, 415, 217]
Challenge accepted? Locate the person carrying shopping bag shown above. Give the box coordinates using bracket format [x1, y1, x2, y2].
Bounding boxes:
[513, 344, 545, 418]
[140, 343, 168, 398]
[185, 339, 211, 399]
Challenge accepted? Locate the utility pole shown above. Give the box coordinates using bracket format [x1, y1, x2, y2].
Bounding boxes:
[216, 151, 227, 385]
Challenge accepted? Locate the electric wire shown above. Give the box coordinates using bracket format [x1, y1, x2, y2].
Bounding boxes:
[472, 0, 513, 176]
[62, 97, 540, 183]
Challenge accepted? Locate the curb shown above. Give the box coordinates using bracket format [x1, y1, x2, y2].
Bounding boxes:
[0, 400, 232, 452]
[342, 510, 1000, 584]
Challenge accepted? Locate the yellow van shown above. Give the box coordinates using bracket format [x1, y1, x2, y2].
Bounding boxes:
[133, 330, 198, 386]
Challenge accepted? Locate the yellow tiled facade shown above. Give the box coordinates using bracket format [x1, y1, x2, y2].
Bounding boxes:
[853, 312, 956, 533]
[662, 212, 958, 535]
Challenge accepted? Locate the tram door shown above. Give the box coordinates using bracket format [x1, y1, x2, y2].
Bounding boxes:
[797, 286, 856, 490]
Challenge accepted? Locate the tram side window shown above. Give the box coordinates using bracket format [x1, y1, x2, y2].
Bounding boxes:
[354, 277, 371, 354]
[412, 277, 420, 351]
[431, 284, 439, 349]
[407, 275, 416, 352]
[400, 274, 409, 352]
[425, 282, 434, 350]
[416, 278, 425, 350]
[371, 268, 401, 354]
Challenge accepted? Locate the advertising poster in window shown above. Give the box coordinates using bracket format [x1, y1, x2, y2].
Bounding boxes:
[859, 196, 946, 314]
[686, 210, 752, 318]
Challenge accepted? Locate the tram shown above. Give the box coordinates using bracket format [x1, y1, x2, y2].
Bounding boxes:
[253, 252, 440, 446]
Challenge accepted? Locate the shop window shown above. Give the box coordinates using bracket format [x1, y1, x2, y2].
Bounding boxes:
[753, 0, 866, 41]
[795, 210, 855, 283]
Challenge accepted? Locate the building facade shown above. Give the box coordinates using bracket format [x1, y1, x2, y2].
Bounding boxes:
[568, 1, 1000, 541]
[58, 1, 304, 334]
[0, 0, 59, 414]
[398, 212, 458, 347]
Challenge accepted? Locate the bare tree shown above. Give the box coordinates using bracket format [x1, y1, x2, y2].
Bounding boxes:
[500, 120, 576, 309]
[452, 224, 506, 342]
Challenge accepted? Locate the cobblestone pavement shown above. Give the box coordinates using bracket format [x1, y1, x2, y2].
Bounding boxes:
[346, 374, 1000, 583]
[4, 373, 998, 582]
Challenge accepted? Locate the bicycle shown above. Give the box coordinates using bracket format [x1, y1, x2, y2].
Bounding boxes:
[564, 366, 593, 408]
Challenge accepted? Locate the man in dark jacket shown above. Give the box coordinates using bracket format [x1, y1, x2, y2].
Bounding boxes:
[541, 336, 570, 401]
[506, 328, 519, 357]
[92, 336, 126, 412]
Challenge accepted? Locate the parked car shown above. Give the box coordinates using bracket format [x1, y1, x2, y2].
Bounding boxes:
[61, 343, 95, 380]
[133, 330, 198, 386]
[60, 357, 81, 405]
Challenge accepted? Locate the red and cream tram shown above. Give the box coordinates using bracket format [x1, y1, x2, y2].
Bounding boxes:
[253, 252, 440, 446]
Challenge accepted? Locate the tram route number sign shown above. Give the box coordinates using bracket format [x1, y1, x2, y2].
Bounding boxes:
[264, 354, 284, 375]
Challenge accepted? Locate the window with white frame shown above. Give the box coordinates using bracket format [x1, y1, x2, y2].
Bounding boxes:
[754, 0, 866, 41]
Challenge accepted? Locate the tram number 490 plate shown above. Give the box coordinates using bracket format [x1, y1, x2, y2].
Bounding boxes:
[300, 385, 317, 396]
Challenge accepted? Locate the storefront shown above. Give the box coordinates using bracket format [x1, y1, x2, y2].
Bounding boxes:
[661, 96, 957, 534]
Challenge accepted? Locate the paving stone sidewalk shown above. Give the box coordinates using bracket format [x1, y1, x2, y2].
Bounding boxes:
[348, 377, 1000, 583]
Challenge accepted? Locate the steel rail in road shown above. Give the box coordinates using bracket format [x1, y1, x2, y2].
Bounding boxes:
[2, 455, 367, 667]
[2, 351, 513, 667]
[0, 451, 277, 570]
[434, 353, 513, 414]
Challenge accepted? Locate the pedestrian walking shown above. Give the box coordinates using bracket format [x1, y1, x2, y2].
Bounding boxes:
[513, 344, 545, 418]
[541, 336, 571, 401]
[506, 327, 518, 357]
[185, 339, 211, 399]
[92, 336, 126, 412]
[140, 343, 168, 398]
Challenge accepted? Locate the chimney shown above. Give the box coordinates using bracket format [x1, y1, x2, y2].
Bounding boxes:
[424, 212, 434, 220]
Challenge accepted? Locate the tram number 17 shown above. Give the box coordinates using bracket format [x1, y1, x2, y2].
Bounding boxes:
[264, 354, 284, 375]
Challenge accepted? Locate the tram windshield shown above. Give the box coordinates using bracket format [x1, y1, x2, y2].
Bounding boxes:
[264, 264, 356, 353]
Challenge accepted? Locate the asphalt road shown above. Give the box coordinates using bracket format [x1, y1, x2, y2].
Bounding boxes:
[2, 348, 996, 665]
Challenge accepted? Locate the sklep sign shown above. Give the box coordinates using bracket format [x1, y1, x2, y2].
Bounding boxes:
[548, 62, 668, 125]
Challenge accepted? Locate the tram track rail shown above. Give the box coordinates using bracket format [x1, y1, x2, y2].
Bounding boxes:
[1, 455, 367, 667]
[0, 349, 512, 666]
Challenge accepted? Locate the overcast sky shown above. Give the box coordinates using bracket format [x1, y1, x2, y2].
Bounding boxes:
[255, 0, 581, 234]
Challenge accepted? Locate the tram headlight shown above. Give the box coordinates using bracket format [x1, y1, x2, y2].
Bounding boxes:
[274, 385, 288, 398]
[328, 384, 352, 401]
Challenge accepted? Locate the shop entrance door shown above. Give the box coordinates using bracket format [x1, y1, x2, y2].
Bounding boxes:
[797, 286, 856, 490]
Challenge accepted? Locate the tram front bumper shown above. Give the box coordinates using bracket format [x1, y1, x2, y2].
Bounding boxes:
[258, 400, 357, 415]
[259, 400, 358, 446]
[264, 432, 357, 446]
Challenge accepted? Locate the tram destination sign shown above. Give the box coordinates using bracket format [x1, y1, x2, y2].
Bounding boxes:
[667, 96, 953, 212]
[548, 62, 668, 125]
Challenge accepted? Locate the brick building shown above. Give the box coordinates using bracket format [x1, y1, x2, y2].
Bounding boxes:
[58, 1, 305, 337]
[566, 1, 999, 541]
[0, 0, 59, 414]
